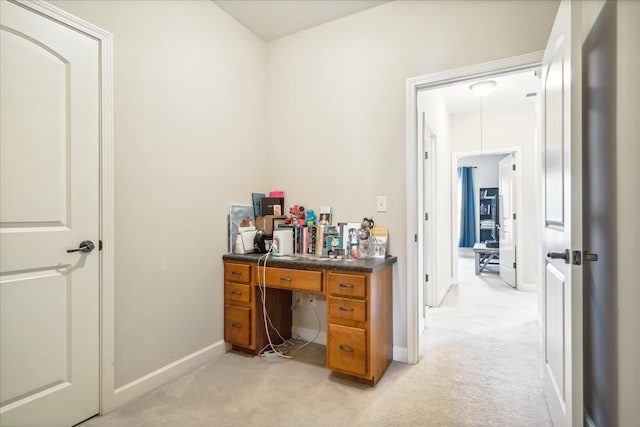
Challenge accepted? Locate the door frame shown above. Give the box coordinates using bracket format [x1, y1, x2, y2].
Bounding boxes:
[405, 51, 543, 364]
[450, 148, 526, 290]
[14, 0, 116, 414]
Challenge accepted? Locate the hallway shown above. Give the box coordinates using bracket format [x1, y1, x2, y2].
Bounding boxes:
[420, 255, 551, 425]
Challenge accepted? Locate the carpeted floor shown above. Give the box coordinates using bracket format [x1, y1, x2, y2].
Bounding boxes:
[81, 257, 551, 426]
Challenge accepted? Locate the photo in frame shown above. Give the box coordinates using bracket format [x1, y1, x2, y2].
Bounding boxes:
[229, 204, 255, 253]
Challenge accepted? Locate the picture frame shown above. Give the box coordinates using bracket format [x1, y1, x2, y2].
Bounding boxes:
[229, 204, 255, 252]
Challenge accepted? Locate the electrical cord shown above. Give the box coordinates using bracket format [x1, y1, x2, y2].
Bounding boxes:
[256, 245, 322, 361]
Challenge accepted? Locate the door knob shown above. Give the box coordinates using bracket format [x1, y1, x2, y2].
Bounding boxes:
[547, 249, 570, 264]
[67, 240, 95, 253]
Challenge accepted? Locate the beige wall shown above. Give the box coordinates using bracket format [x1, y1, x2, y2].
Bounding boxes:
[52, 0, 267, 388]
[267, 0, 557, 348]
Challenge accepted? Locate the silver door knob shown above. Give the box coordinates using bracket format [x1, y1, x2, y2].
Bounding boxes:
[67, 240, 95, 253]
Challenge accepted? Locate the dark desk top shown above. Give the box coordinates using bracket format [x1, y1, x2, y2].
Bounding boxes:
[223, 253, 397, 273]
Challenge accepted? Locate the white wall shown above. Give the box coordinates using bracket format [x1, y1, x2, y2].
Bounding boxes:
[457, 154, 507, 244]
[451, 105, 538, 287]
[267, 0, 558, 350]
[52, 0, 267, 392]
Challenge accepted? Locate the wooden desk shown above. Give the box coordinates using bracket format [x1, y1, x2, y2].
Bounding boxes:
[222, 254, 397, 385]
[472, 243, 499, 275]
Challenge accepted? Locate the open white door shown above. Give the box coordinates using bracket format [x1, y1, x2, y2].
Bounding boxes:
[541, 0, 583, 425]
[498, 154, 516, 287]
[0, 1, 101, 425]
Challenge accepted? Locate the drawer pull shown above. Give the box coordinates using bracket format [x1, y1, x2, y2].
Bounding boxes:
[231, 290, 242, 295]
[280, 277, 293, 282]
[231, 271, 242, 276]
[339, 306, 354, 312]
[339, 283, 354, 288]
[231, 322, 243, 328]
[339, 345, 354, 353]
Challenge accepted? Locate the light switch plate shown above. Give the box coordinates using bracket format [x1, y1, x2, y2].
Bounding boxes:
[376, 196, 387, 212]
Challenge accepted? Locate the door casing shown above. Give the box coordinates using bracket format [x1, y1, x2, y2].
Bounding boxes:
[406, 52, 543, 364]
[11, 0, 116, 414]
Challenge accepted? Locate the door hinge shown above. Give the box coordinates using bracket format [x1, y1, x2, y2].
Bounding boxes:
[425, 213, 429, 221]
[425, 152, 428, 160]
[99, 240, 103, 251]
[513, 213, 517, 220]
[512, 164, 516, 171]
[425, 274, 429, 282]
[513, 262, 516, 269]
[414, 234, 418, 242]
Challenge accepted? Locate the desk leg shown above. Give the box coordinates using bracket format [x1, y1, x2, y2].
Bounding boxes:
[475, 252, 480, 275]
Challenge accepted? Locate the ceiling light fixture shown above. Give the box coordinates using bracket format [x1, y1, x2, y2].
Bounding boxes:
[469, 80, 497, 154]
[469, 80, 496, 97]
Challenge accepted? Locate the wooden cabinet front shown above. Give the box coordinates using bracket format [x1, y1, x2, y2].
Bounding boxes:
[223, 258, 393, 385]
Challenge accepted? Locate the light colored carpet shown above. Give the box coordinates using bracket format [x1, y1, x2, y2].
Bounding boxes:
[82, 257, 551, 426]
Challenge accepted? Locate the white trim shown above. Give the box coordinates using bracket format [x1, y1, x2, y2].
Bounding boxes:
[520, 283, 537, 292]
[14, 0, 116, 415]
[113, 341, 227, 408]
[406, 51, 544, 365]
[393, 346, 408, 363]
[437, 281, 452, 306]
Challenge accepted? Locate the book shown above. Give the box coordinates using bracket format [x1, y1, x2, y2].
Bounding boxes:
[252, 192, 265, 216]
[370, 227, 388, 258]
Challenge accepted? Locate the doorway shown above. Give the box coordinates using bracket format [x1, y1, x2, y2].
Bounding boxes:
[406, 52, 544, 363]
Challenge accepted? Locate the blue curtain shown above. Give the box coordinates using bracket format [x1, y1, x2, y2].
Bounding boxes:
[458, 167, 476, 248]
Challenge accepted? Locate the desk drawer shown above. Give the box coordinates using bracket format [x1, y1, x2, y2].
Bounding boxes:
[225, 282, 251, 304]
[328, 272, 366, 298]
[261, 267, 322, 293]
[328, 324, 367, 376]
[224, 262, 251, 284]
[224, 305, 251, 347]
[328, 296, 366, 323]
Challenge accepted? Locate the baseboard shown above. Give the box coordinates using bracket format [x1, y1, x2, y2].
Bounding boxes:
[292, 326, 326, 345]
[437, 281, 453, 306]
[393, 346, 408, 363]
[112, 340, 227, 409]
[519, 283, 537, 292]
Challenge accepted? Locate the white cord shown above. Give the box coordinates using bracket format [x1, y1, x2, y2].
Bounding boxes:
[256, 247, 322, 361]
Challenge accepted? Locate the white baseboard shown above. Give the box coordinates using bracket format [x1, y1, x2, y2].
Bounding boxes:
[437, 281, 453, 306]
[292, 326, 326, 345]
[393, 346, 408, 363]
[112, 340, 227, 410]
[519, 283, 537, 292]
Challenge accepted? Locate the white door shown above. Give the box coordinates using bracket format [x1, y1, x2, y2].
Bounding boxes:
[0, 1, 100, 426]
[498, 154, 516, 287]
[541, 0, 583, 425]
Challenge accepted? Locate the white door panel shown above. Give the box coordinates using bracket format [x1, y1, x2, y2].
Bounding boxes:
[499, 154, 516, 287]
[541, 1, 583, 425]
[0, 0, 100, 425]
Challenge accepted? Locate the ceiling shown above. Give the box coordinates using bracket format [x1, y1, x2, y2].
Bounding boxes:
[213, 0, 390, 41]
[439, 70, 541, 115]
[213, 1, 538, 113]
